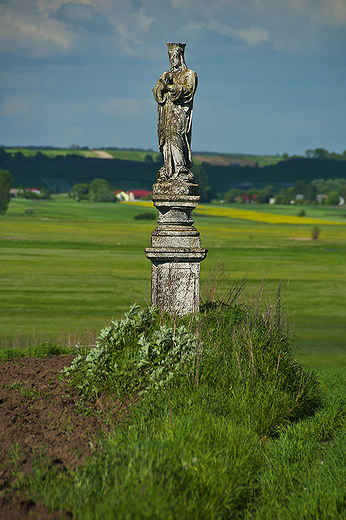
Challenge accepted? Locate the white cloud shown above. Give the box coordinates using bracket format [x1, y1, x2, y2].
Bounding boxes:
[135, 6, 156, 33]
[0, 2, 74, 57]
[208, 20, 270, 46]
[312, 0, 346, 26]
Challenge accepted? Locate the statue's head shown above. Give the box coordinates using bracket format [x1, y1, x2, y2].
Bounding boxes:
[167, 42, 186, 69]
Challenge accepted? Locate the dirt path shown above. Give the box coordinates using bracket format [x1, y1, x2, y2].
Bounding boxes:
[92, 150, 114, 159]
[0, 356, 134, 519]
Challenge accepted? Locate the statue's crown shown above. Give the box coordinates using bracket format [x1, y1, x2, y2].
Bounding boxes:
[166, 42, 186, 54]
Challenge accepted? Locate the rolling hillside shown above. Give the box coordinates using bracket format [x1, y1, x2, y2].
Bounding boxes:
[1, 148, 345, 193]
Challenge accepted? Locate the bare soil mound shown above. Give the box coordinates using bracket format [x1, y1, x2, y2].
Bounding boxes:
[0, 356, 134, 520]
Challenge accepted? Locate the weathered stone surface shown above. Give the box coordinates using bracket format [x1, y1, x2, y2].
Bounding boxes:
[152, 43, 197, 182]
[152, 180, 199, 199]
[145, 43, 207, 315]
[150, 261, 201, 315]
[145, 179, 207, 314]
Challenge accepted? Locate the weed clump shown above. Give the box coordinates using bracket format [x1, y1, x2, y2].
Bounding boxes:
[62, 304, 197, 398]
[62, 281, 322, 435]
[311, 225, 321, 239]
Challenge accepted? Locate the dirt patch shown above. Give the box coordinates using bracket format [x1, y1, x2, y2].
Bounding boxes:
[0, 356, 135, 520]
[92, 150, 114, 159]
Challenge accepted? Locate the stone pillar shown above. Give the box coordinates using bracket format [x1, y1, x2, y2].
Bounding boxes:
[147, 42, 207, 314]
[145, 180, 207, 315]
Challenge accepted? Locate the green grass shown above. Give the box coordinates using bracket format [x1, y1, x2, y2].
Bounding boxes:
[4, 147, 279, 165]
[189, 153, 282, 167]
[2, 194, 345, 519]
[16, 300, 346, 519]
[5, 148, 99, 158]
[105, 149, 162, 162]
[1, 196, 345, 369]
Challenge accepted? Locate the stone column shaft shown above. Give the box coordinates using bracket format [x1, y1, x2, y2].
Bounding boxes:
[145, 180, 207, 315]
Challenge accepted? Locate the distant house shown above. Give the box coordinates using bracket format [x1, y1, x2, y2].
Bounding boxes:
[243, 193, 257, 204]
[269, 197, 276, 205]
[10, 189, 20, 197]
[127, 190, 152, 201]
[316, 194, 328, 203]
[339, 196, 345, 206]
[114, 190, 130, 202]
[26, 188, 41, 194]
[114, 189, 152, 201]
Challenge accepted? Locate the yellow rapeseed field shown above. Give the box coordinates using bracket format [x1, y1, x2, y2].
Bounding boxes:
[196, 205, 343, 225]
[126, 201, 343, 226]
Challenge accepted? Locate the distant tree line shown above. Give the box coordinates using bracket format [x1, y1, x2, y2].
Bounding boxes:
[224, 178, 346, 205]
[281, 148, 346, 161]
[72, 178, 117, 202]
[0, 169, 13, 215]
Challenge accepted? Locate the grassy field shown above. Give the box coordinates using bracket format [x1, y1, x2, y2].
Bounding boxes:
[4, 147, 278, 165]
[1, 196, 345, 367]
[1, 195, 346, 518]
[16, 295, 346, 519]
[105, 149, 162, 162]
[4, 147, 100, 158]
[193, 153, 281, 167]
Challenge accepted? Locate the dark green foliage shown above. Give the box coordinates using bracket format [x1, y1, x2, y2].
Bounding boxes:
[197, 298, 322, 435]
[0, 168, 13, 215]
[89, 178, 110, 201]
[23, 189, 51, 199]
[202, 159, 346, 193]
[326, 191, 340, 205]
[311, 225, 321, 239]
[0, 147, 11, 162]
[192, 164, 216, 202]
[95, 188, 114, 202]
[134, 212, 156, 220]
[71, 182, 89, 201]
[62, 305, 198, 398]
[72, 178, 115, 202]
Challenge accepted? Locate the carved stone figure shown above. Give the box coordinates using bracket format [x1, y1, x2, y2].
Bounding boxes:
[153, 43, 197, 182]
[145, 43, 207, 315]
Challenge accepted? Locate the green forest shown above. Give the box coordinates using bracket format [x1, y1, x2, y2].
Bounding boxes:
[1, 146, 345, 203]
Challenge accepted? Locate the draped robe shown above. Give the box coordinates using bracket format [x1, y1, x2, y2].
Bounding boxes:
[153, 66, 197, 179]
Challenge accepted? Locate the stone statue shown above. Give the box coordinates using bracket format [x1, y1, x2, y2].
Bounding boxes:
[153, 43, 197, 182]
[146, 43, 207, 315]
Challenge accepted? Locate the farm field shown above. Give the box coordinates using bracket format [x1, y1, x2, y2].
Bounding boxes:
[4, 147, 278, 165]
[4, 147, 100, 158]
[1, 196, 345, 368]
[1, 195, 346, 519]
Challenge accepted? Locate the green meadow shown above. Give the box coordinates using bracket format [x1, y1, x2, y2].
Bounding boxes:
[4, 147, 100, 158]
[1, 196, 345, 367]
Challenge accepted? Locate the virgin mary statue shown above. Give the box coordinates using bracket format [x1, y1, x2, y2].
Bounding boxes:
[153, 43, 197, 181]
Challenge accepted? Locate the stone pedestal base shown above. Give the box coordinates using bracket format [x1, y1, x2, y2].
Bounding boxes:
[145, 180, 207, 315]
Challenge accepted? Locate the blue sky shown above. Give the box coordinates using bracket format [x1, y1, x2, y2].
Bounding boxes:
[0, 0, 345, 155]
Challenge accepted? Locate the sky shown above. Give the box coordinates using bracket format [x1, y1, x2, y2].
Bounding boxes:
[0, 0, 345, 156]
